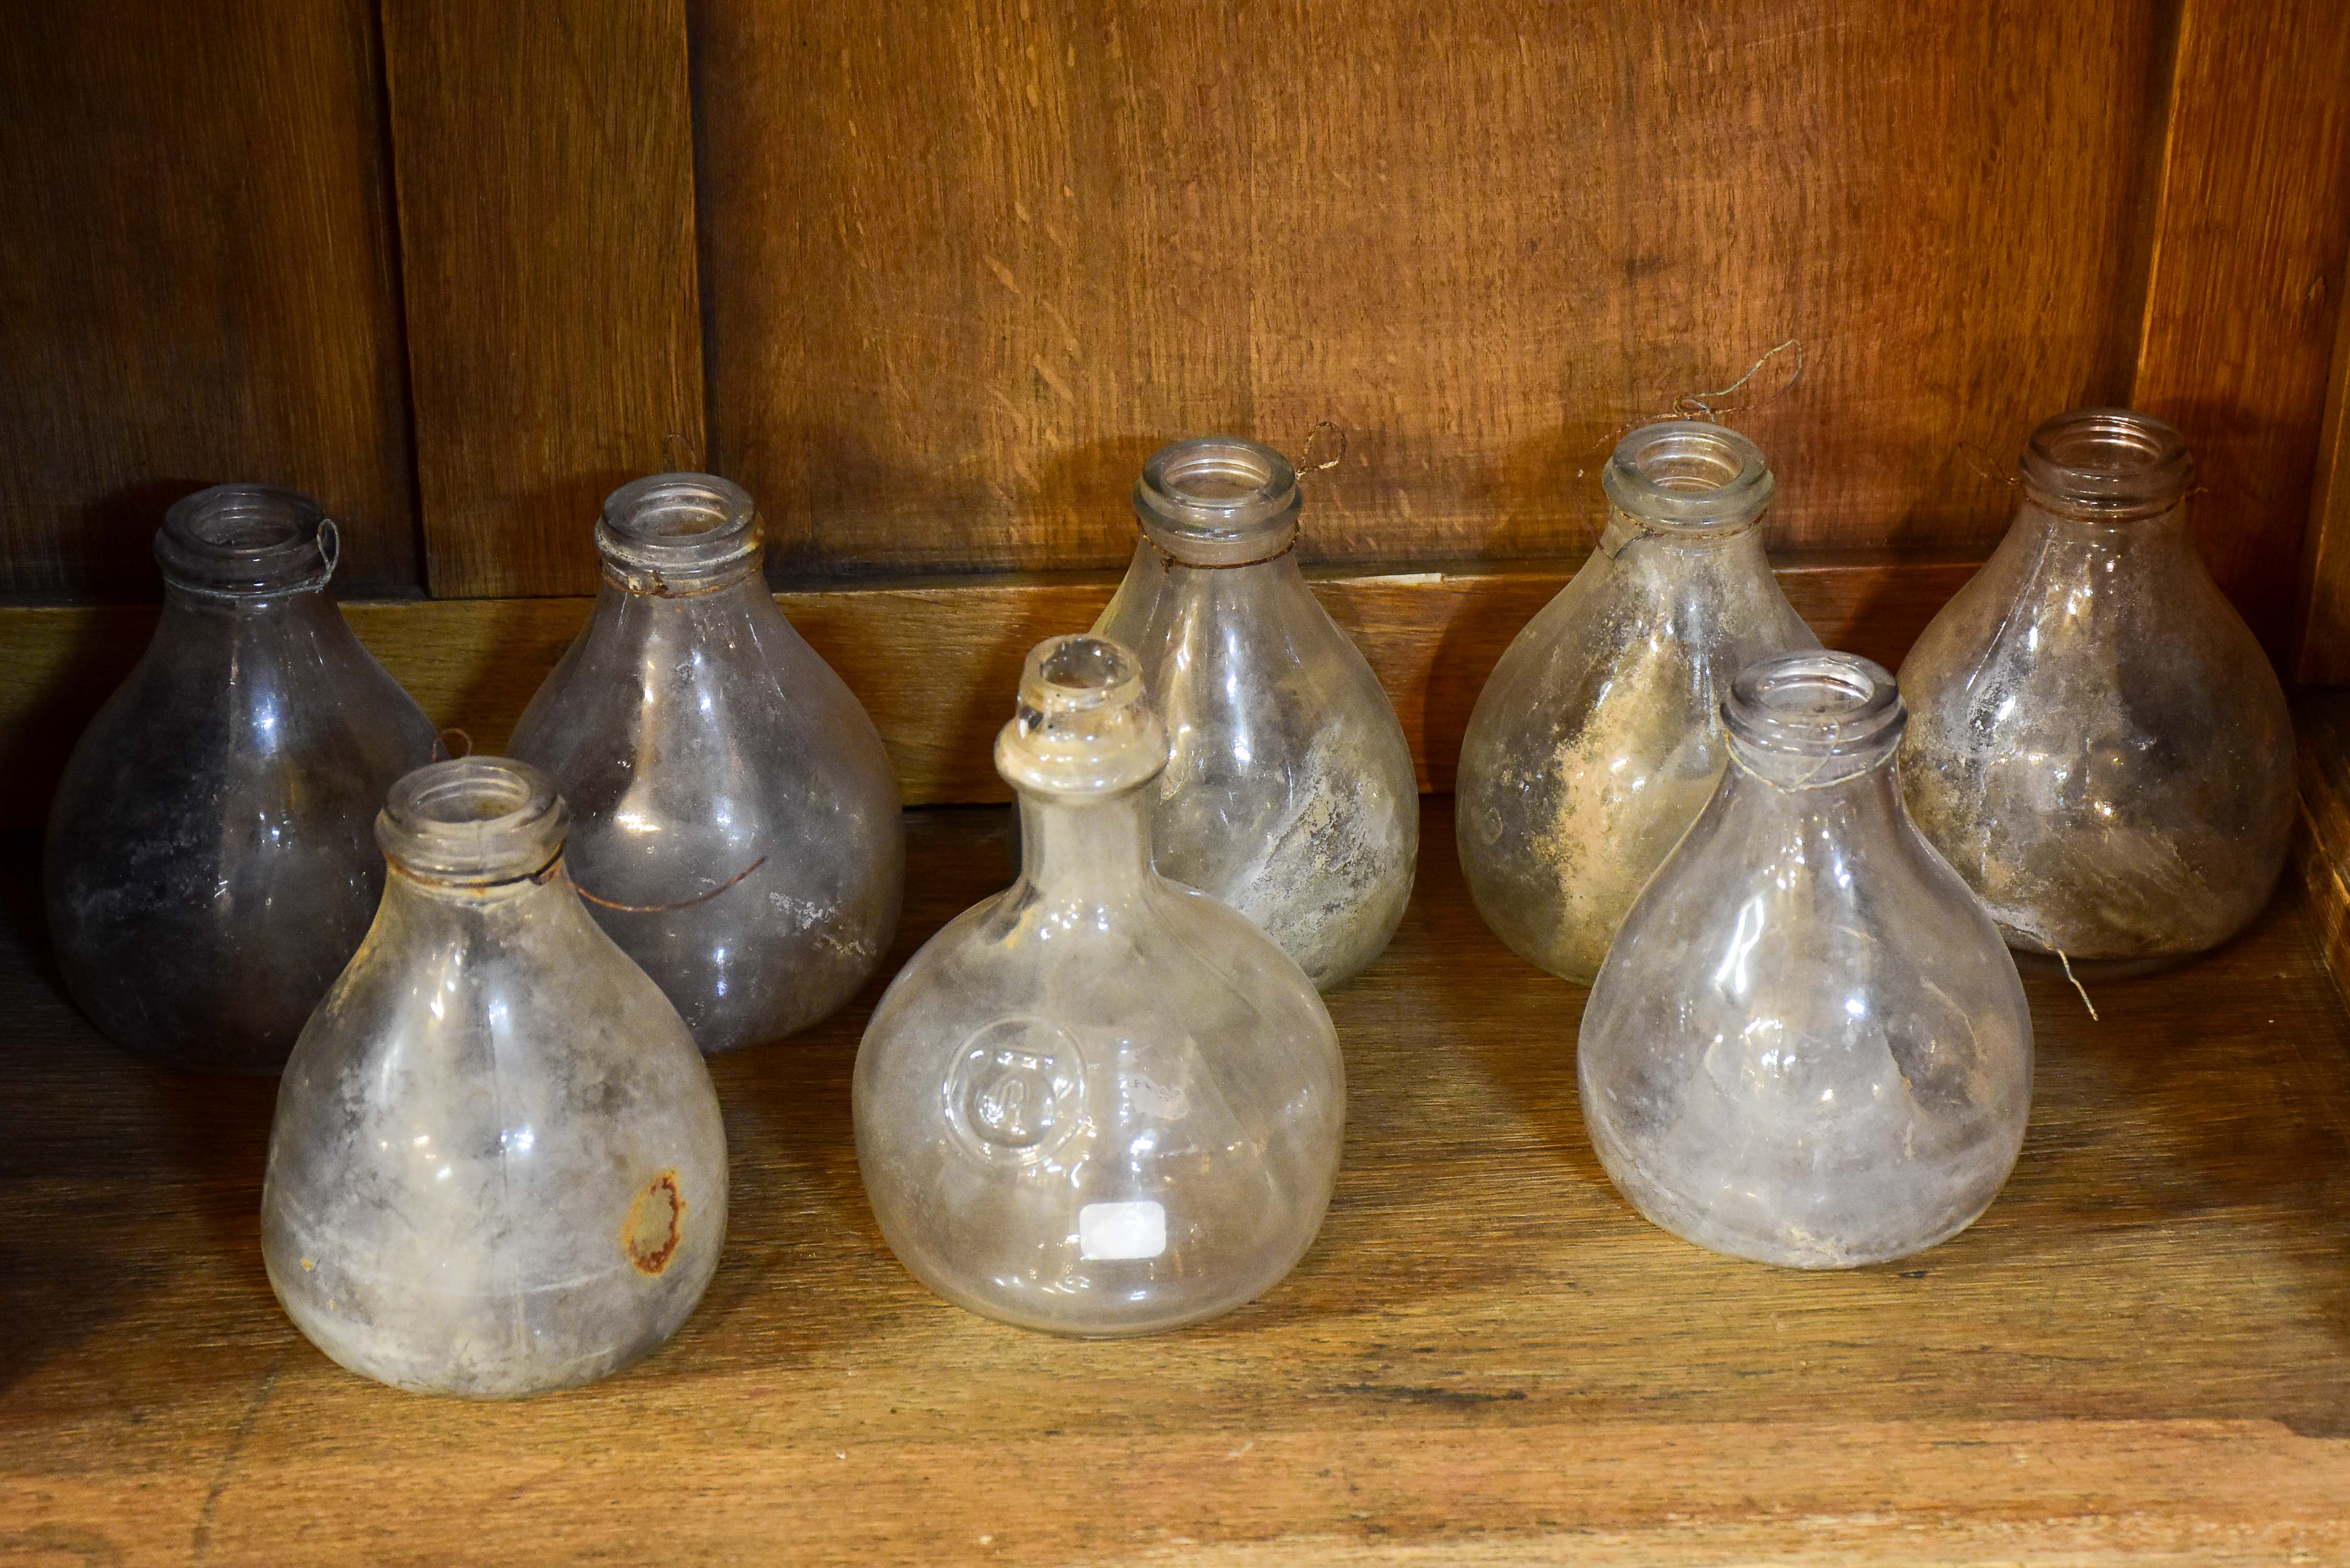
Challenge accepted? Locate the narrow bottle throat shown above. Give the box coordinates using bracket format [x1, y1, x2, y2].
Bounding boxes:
[1144, 531, 1300, 572]
[383, 854, 569, 907]
[1015, 791, 1156, 899]
[598, 560, 764, 598]
[1599, 508, 1768, 560]
[2017, 496, 2191, 547]
[162, 581, 340, 616]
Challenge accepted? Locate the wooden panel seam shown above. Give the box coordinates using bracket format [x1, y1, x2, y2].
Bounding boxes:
[382, 0, 707, 598]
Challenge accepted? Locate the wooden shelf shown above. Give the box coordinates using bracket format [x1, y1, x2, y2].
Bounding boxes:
[4, 799, 2348, 1563]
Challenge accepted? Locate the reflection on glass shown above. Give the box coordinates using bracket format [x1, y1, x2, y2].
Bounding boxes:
[1093, 436, 1416, 989]
[45, 485, 437, 1074]
[1580, 652, 2032, 1267]
[510, 473, 903, 1051]
[261, 757, 727, 1397]
[1457, 421, 1816, 984]
[1899, 408, 2293, 973]
[855, 636, 1343, 1335]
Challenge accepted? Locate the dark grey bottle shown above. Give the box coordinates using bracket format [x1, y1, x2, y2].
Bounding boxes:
[44, 485, 438, 1074]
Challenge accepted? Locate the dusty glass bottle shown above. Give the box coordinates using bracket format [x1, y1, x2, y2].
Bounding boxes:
[262, 757, 727, 1398]
[854, 635, 1344, 1336]
[1580, 651, 2033, 1268]
[1092, 436, 1416, 990]
[1899, 409, 2294, 973]
[509, 473, 904, 1051]
[1456, 420, 1817, 983]
[45, 484, 437, 1074]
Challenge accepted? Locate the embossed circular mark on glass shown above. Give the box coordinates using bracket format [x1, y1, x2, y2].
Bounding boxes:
[944, 1017, 1086, 1165]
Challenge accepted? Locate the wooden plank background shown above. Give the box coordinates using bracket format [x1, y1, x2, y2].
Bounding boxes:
[2, 0, 2346, 641]
[694, 0, 2170, 578]
[0, 0, 417, 596]
[2133, 0, 2350, 662]
[383, 0, 706, 598]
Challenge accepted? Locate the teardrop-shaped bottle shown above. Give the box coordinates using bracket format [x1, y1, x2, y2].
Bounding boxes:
[854, 635, 1344, 1336]
[1899, 408, 2293, 972]
[1580, 651, 2032, 1268]
[1457, 421, 1817, 983]
[45, 485, 438, 1074]
[509, 474, 904, 1051]
[261, 757, 727, 1397]
[1092, 436, 1416, 989]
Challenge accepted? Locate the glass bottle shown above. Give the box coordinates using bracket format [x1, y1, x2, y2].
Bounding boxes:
[1092, 436, 1416, 990]
[261, 757, 728, 1398]
[1456, 420, 1817, 983]
[44, 484, 438, 1075]
[854, 635, 1344, 1336]
[1580, 651, 2033, 1268]
[509, 473, 904, 1051]
[1899, 408, 2294, 973]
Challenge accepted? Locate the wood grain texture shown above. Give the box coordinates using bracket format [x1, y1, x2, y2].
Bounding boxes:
[2132, 0, 2350, 662]
[696, 1, 2165, 580]
[384, 0, 705, 598]
[2294, 262, 2350, 683]
[0, 556, 1977, 821]
[3, 802, 2347, 1563]
[0, 0, 418, 596]
[2292, 690, 2350, 997]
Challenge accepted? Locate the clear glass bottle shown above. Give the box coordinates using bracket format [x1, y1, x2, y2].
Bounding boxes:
[854, 635, 1344, 1336]
[1580, 651, 2033, 1268]
[1899, 408, 2294, 973]
[509, 473, 904, 1051]
[1456, 421, 1817, 983]
[44, 484, 438, 1075]
[1092, 436, 1416, 990]
[262, 757, 727, 1398]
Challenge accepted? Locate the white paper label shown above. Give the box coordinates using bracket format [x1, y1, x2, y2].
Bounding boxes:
[1078, 1200, 1167, 1261]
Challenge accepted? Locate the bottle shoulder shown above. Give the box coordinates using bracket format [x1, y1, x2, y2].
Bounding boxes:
[51, 604, 434, 851]
[1470, 543, 1814, 748]
[860, 877, 1335, 1064]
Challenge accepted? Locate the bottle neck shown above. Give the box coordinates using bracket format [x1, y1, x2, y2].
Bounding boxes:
[584, 568, 775, 649]
[159, 578, 349, 632]
[1155, 545, 1310, 593]
[1722, 747, 1908, 839]
[384, 856, 568, 910]
[597, 555, 764, 599]
[1015, 788, 1155, 903]
[1599, 506, 1772, 561]
[2010, 493, 2195, 567]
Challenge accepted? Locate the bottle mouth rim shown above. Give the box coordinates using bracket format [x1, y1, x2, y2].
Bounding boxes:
[597, 472, 763, 583]
[378, 757, 570, 885]
[155, 484, 337, 595]
[1602, 420, 1775, 531]
[1133, 435, 1301, 566]
[995, 634, 1168, 797]
[2020, 407, 2194, 519]
[1724, 650, 1904, 758]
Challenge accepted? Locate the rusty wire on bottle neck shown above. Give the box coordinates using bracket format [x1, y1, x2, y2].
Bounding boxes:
[533, 854, 771, 914]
